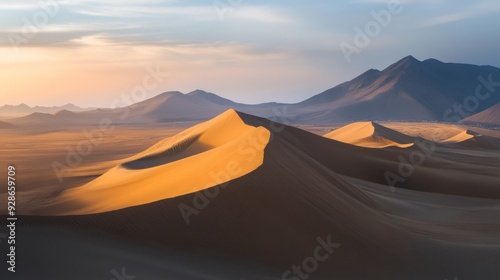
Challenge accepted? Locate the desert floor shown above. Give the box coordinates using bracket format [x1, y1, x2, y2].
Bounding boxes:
[1, 118, 500, 280]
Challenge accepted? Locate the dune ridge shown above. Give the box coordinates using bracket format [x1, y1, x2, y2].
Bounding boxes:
[326, 122, 500, 150]
[324, 121, 415, 148]
[46, 109, 270, 215]
[443, 129, 500, 149]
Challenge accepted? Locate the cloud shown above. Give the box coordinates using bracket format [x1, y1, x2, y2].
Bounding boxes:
[229, 6, 296, 23]
[73, 5, 214, 19]
[0, 3, 39, 10]
[350, 0, 439, 4]
[421, 2, 500, 27]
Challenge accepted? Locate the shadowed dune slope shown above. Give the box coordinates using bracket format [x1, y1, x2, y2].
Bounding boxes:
[12, 110, 500, 279]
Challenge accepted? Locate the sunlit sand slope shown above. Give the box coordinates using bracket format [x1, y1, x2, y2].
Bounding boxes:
[49, 109, 270, 215]
[324, 121, 414, 148]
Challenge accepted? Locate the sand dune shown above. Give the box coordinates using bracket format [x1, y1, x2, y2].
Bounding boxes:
[324, 121, 414, 148]
[443, 129, 477, 143]
[382, 122, 468, 142]
[444, 129, 500, 149]
[9, 110, 500, 279]
[46, 109, 270, 215]
[326, 122, 500, 150]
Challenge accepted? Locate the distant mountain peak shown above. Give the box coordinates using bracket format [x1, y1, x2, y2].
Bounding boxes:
[380, 55, 424, 80]
[186, 90, 237, 106]
[187, 89, 210, 95]
[298, 56, 500, 122]
[389, 55, 421, 70]
[159, 91, 183, 96]
[54, 109, 75, 116]
[152, 91, 183, 100]
[402, 55, 418, 61]
[422, 58, 441, 64]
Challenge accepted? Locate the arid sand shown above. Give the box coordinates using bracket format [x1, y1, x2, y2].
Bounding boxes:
[46, 109, 270, 215]
[3, 110, 500, 279]
[0, 126, 184, 199]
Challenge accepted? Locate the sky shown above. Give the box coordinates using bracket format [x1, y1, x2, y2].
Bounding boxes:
[1, 0, 500, 107]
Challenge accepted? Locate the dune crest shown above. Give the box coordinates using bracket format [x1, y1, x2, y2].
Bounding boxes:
[443, 129, 500, 149]
[49, 109, 271, 215]
[324, 121, 414, 148]
[443, 129, 477, 143]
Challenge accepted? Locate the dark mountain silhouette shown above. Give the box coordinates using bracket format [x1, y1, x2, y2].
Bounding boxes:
[292, 55, 500, 122]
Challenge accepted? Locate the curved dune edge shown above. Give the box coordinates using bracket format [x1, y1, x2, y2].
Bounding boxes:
[443, 129, 477, 143]
[47, 109, 271, 215]
[324, 121, 414, 148]
[326, 122, 500, 150]
[443, 129, 500, 149]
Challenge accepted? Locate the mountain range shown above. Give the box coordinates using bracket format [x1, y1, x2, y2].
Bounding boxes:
[0, 103, 90, 117]
[4, 56, 500, 126]
[293, 55, 500, 122]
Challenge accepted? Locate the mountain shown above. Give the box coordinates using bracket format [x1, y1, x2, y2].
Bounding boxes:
[83, 57, 500, 124]
[462, 103, 500, 126]
[122, 89, 286, 122]
[0, 103, 89, 117]
[16, 110, 500, 279]
[0, 120, 15, 129]
[8, 90, 288, 127]
[9, 111, 85, 127]
[292, 56, 500, 122]
[7, 56, 500, 125]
